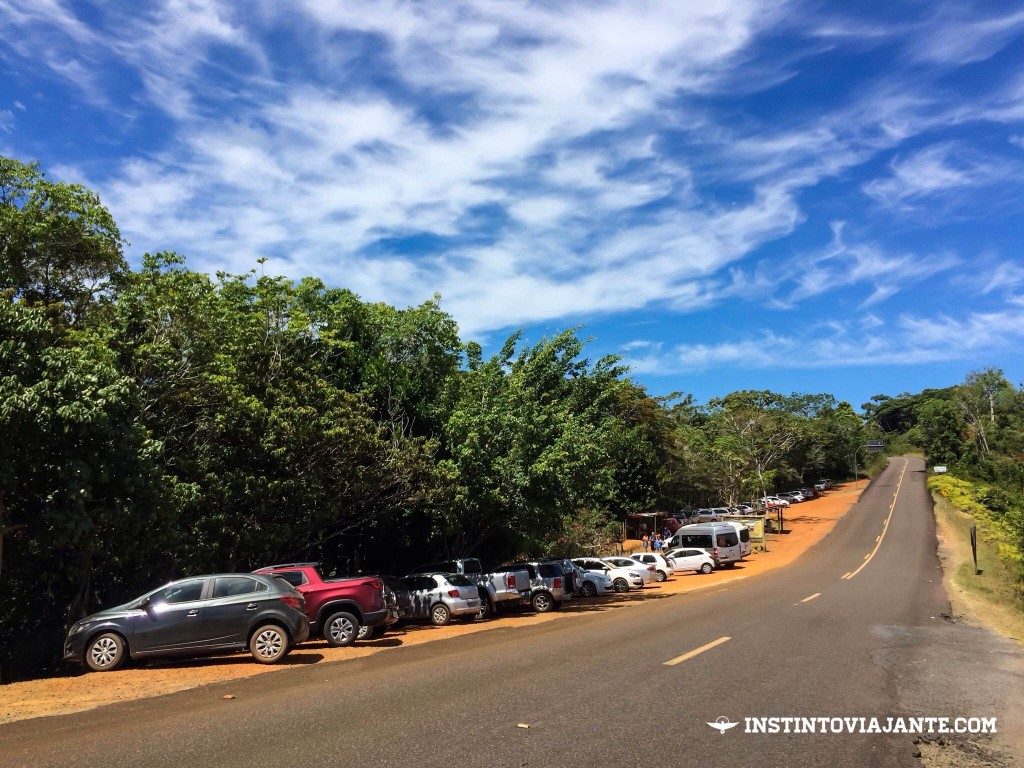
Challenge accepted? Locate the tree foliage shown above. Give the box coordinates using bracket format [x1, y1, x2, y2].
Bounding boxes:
[0, 155, 875, 680]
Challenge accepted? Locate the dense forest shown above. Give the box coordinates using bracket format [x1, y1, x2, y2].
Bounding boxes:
[2, 156, 871, 680]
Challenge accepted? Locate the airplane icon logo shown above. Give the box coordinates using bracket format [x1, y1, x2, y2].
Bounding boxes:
[707, 716, 739, 734]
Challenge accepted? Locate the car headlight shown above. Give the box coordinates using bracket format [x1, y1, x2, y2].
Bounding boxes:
[68, 621, 93, 636]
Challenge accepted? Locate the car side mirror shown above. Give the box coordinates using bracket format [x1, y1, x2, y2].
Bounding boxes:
[138, 596, 152, 610]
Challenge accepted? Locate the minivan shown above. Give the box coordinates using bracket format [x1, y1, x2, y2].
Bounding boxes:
[722, 521, 752, 557]
[667, 523, 743, 567]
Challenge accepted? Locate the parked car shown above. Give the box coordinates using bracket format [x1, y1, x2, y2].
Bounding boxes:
[603, 556, 657, 585]
[357, 581, 400, 640]
[572, 557, 644, 592]
[408, 558, 531, 618]
[573, 563, 614, 596]
[504, 560, 575, 612]
[664, 547, 716, 574]
[667, 523, 744, 567]
[392, 572, 484, 625]
[64, 574, 310, 672]
[721, 521, 753, 557]
[734, 504, 754, 514]
[760, 496, 790, 508]
[254, 563, 388, 647]
[629, 552, 674, 582]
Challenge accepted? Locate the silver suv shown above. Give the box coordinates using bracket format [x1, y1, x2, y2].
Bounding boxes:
[504, 561, 574, 612]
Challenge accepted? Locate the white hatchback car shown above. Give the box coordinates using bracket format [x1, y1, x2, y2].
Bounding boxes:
[603, 556, 656, 585]
[664, 547, 716, 575]
[573, 558, 644, 592]
[629, 553, 674, 582]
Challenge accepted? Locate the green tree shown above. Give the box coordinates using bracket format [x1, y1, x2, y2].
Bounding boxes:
[1, 157, 125, 324]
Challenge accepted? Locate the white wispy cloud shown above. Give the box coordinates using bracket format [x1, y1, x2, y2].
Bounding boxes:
[863, 142, 1012, 209]
[627, 304, 1024, 374]
[2, 0, 1024, 343]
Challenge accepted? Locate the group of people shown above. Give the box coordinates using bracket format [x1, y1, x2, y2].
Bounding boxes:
[640, 529, 670, 552]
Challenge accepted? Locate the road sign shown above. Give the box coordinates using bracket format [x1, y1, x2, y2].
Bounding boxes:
[933, 465, 947, 474]
[865, 440, 885, 452]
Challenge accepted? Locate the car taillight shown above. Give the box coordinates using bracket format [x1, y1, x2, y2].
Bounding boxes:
[553, 577, 562, 589]
[281, 595, 302, 610]
[448, 589, 460, 598]
[506, 574, 516, 588]
[647, 566, 655, 572]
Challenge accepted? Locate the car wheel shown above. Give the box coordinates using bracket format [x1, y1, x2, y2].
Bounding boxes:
[324, 611, 359, 647]
[357, 623, 386, 641]
[84, 632, 126, 672]
[430, 603, 451, 626]
[249, 624, 290, 664]
[531, 591, 554, 613]
[656, 570, 668, 582]
[477, 594, 493, 620]
[580, 581, 597, 598]
[612, 578, 629, 593]
[700, 563, 713, 574]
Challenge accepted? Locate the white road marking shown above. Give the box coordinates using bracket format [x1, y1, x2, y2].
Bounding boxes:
[664, 636, 731, 666]
[800, 592, 821, 603]
[843, 458, 909, 581]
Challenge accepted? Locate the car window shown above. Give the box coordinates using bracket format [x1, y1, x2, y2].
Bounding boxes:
[212, 576, 261, 598]
[717, 532, 740, 547]
[538, 564, 561, 578]
[271, 571, 306, 587]
[678, 534, 713, 549]
[152, 579, 205, 605]
[446, 574, 474, 587]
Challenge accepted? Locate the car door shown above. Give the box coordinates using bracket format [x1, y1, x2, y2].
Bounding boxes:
[131, 578, 209, 653]
[402, 576, 434, 619]
[203, 576, 272, 646]
[675, 550, 700, 570]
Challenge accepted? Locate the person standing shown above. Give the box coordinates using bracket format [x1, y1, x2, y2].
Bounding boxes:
[642, 534, 650, 552]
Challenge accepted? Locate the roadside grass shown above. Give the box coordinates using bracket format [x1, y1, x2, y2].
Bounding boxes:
[930, 477, 1024, 643]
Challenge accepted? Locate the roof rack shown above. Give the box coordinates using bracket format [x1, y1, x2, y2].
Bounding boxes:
[259, 562, 320, 569]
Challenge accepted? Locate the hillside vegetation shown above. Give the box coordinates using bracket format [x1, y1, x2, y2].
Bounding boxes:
[3, 156, 871, 679]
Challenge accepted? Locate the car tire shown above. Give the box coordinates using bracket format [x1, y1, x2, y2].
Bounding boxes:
[531, 591, 555, 613]
[323, 611, 359, 647]
[700, 563, 713, 574]
[84, 632, 126, 672]
[612, 578, 629, 593]
[357, 623, 387, 641]
[580, 581, 597, 598]
[430, 603, 451, 626]
[249, 624, 290, 664]
[656, 570, 668, 582]
[479, 598, 496, 620]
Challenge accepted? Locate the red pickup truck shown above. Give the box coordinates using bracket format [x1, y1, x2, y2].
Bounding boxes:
[253, 563, 389, 647]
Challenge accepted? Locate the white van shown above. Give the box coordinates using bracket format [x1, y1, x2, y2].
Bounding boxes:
[667, 523, 743, 567]
[722, 521, 752, 557]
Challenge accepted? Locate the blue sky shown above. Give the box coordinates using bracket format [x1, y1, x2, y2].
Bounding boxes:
[3, 1, 1024, 407]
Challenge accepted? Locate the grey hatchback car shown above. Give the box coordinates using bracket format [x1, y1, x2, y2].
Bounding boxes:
[64, 573, 311, 672]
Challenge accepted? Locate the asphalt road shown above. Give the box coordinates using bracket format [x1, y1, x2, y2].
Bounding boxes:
[2, 457, 1022, 768]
